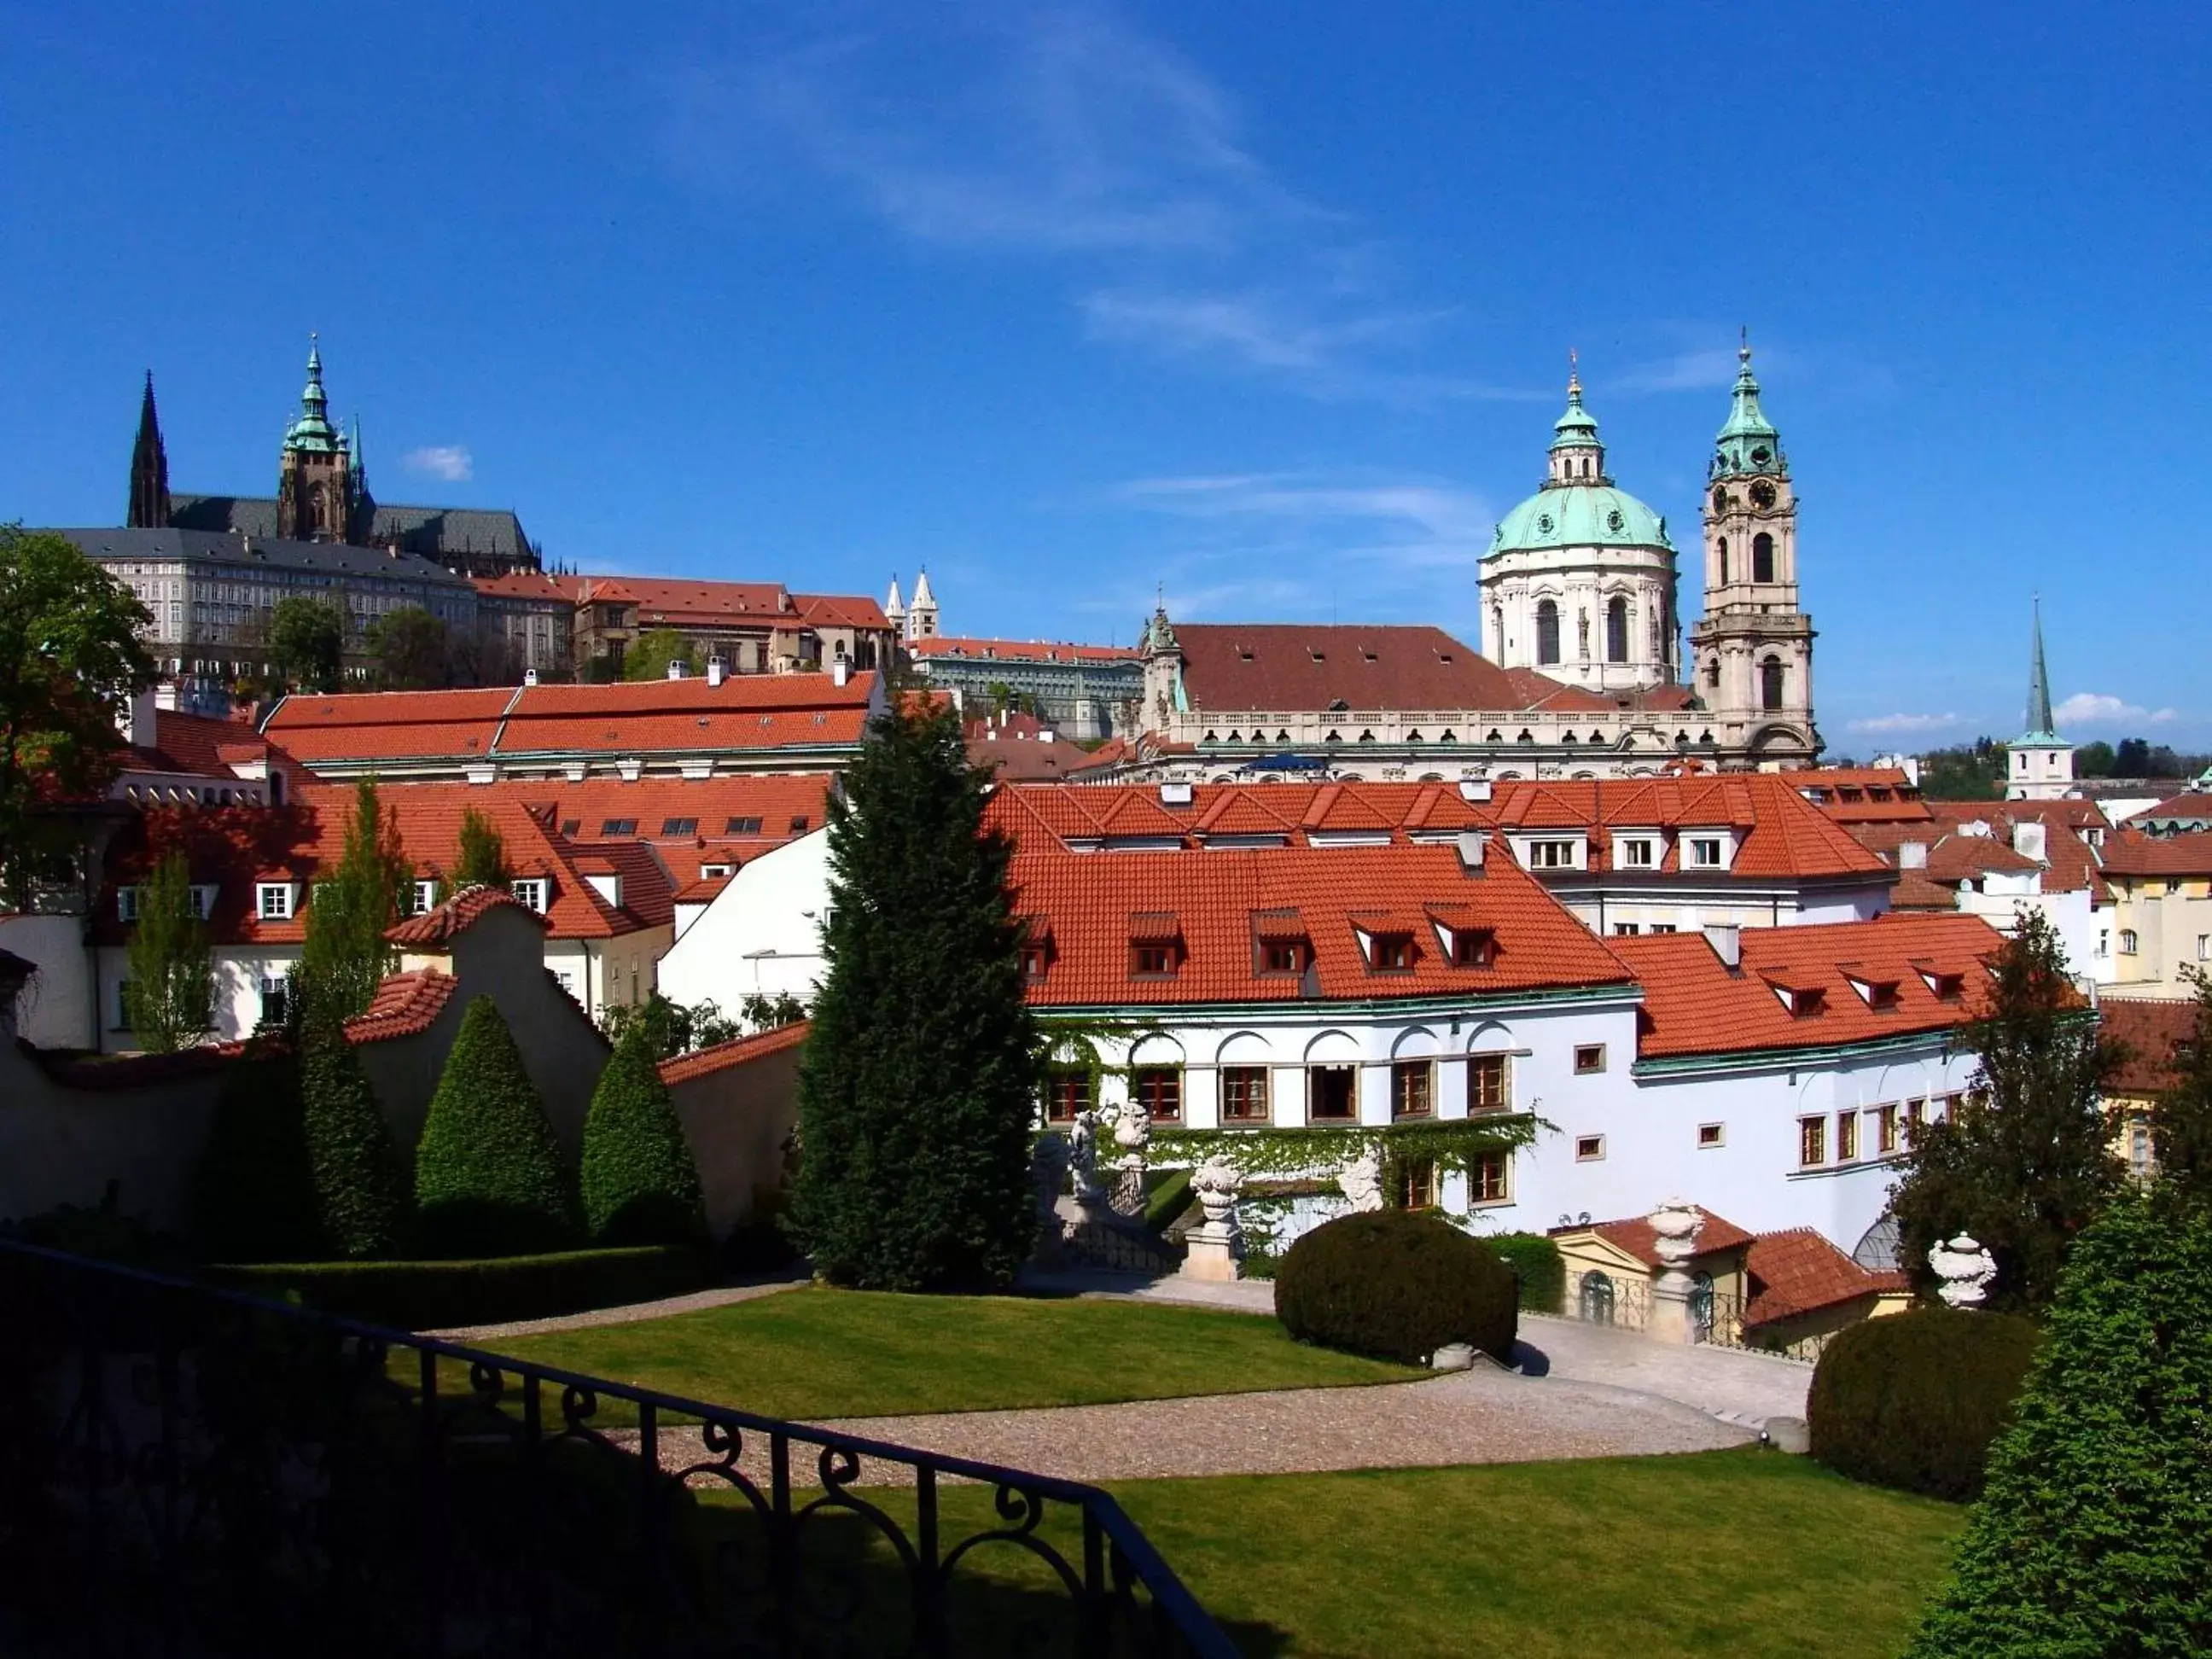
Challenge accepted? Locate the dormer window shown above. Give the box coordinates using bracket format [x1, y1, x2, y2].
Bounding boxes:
[1918, 967, 1966, 999]
[1445, 926, 1496, 968]
[1772, 983, 1826, 1018]
[1617, 835, 1656, 868]
[1131, 942, 1177, 977]
[413, 879, 439, 916]
[1020, 933, 1051, 981]
[1260, 940, 1303, 975]
[1521, 837, 1584, 870]
[256, 882, 294, 921]
[1847, 975, 1901, 1010]
[699, 863, 734, 880]
[1369, 933, 1415, 973]
[510, 877, 550, 914]
[1686, 836, 1725, 868]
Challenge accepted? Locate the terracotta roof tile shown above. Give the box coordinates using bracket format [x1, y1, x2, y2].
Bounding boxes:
[2101, 997, 2205, 1097]
[1563, 1209, 1757, 1266]
[386, 884, 543, 946]
[345, 968, 457, 1045]
[658, 1018, 811, 1084]
[1171, 624, 1547, 713]
[2100, 830, 2212, 877]
[1743, 1228, 1908, 1327]
[915, 636, 1137, 664]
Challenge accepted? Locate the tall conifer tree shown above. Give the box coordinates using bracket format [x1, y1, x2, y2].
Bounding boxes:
[299, 1011, 406, 1259]
[122, 848, 212, 1053]
[2148, 970, 2212, 1202]
[788, 700, 1042, 1289]
[294, 779, 411, 1027]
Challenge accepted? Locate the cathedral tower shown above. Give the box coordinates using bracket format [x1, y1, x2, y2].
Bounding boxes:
[1688, 336, 1819, 768]
[127, 371, 171, 528]
[275, 336, 360, 542]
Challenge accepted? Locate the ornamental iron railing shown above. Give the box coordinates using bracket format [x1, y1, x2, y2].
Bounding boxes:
[0, 1240, 1239, 1659]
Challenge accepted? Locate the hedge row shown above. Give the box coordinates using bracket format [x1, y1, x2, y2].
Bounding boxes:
[211, 1244, 710, 1331]
[1489, 1232, 1565, 1313]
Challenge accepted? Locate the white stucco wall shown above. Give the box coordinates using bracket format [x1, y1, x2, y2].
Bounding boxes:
[657, 830, 832, 1011]
[0, 914, 97, 1050]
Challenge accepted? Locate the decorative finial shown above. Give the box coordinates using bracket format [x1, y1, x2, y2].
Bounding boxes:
[1739, 324, 1749, 365]
[1568, 346, 1580, 395]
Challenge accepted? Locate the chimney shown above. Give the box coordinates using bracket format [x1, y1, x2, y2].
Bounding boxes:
[1458, 779, 1493, 803]
[707, 655, 725, 687]
[1703, 923, 1742, 969]
[124, 687, 159, 749]
[832, 658, 850, 687]
[1898, 841, 1929, 870]
[523, 666, 538, 687]
[2011, 822, 2048, 864]
[1456, 830, 1487, 870]
[1159, 781, 1194, 806]
[667, 659, 686, 680]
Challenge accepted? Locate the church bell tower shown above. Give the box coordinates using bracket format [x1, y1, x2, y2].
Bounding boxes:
[276, 336, 360, 542]
[1689, 335, 1819, 768]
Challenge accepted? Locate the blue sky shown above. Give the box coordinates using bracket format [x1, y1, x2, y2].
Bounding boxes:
[4, 2, 2209, 750]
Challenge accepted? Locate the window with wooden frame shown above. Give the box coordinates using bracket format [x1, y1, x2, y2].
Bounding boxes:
[1257, 939, 1304, 975]
[1449, 927, 1495, 968]
[1836, 1110, 1860, 1161]
[1307, 1064, 1357, 1121]
[1132, 1067, 1182, 1122]
[1575, 1134, 1605, 1161]
[1470, 1152, 1511, 1203]
[1220, 1066, 1270, 1125]
[1390, 1061, 1433, 1120]
[1366, 932, 1415, 973]
[1045, 1068, 1091, 1123]
[1875, 1103, 1901, 1155]
[1394, 1158, 1438, 1210]
[1574, 1043, 1606, 1075]
[1129, 941, 1178, 978]
[1468, 1052, 1511, 1114]
[1798, 1115, 1826, 1167]
[1020, 940, 1051, 981]
[1901, 1097, 1927, 1147]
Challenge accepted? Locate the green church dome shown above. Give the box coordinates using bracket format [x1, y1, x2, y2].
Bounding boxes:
[1487, 483, 1673, 556]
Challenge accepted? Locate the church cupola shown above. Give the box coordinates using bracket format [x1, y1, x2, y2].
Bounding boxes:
[1545, 357, 1608, 486]
[127, 371, 172, 529]
[1711, 333, 1784, 478]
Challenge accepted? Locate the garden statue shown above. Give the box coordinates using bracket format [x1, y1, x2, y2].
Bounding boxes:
[1183, 1160, 1245, 1283]
[1067, 1109, 1105, 1208]
[1337, 1145, 1385, 1213]
[1928, 1234, 1998, 1308]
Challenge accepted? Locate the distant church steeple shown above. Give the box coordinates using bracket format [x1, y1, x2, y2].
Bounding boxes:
[2006, 597, 2075, 800]
[276, 334, 360, 542]
[127, 371, 172, 528]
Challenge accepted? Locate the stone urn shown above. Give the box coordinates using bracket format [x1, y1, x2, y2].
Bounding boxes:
[1645, 1198, 1704, 1343]
[1928, 1234, 1997, 1308]
[1183, 1161, 1245, 1283]
[1107, 1101, 1151, 1216]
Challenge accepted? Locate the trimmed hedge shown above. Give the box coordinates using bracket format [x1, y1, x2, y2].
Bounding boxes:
[1143, 1167, 1195, 1232]
[579, 1027, 707, 1247]
[211, 1244, 709, 1330]
[413, 997, 582, 1258]
[1277, 1209, 1517, 1365]
[1489, 1232, 1566, 1313]
[1808, 1306, 2042, 1500]
[300, 1020, 405, 1260]
[191, 1038, 321, 1262]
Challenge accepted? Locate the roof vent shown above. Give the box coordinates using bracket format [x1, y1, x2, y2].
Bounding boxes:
[667, 659, 686, 680]
[1456, 830, 1487, 871]
[523, 667, 538, 687]
[1703, 923, 1742, 969]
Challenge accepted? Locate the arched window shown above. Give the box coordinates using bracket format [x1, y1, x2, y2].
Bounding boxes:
[1535, 600, 1560, 666]
[1753, 532, 1775, 584]
[1580, 457, 1592, 478]
[1605, 596, 1629, 663]
[1761, 656, 1785, 712]
[1717, 537, 1730, 584]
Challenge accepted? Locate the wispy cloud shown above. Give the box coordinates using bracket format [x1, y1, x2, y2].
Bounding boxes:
[1847, 712, 1965, 735]
[2054, 692, 2179, 727]
[402, 445, 473, 482]
[661, 9, 1513, 401]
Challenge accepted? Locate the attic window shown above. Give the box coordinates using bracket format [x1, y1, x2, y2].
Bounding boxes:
[1361, 649, 1377, 662]
[1919, 969, 1965, 1001]
[1258, 940, 1304, 975]
[1848, 975, 1902, 1010]
[1449, 928, 1496, 968]
[1021, 942, 1051, 981]
[1773, 984, 1827, 1017]
[600, 818, 637, 835]
[698, 863, 733, 880]
[1130, 942, 1178, 978]
[727, 816, 764, 835]
[561, 819, 580, 836]
[789, 815, 810, 832]
[661, 817, 698, 836]
[1365, 932, 1415, 973]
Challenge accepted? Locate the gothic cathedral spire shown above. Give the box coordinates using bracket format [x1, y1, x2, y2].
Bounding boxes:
[127, 371, 172, 528]
[1687, 334, 1820, 767]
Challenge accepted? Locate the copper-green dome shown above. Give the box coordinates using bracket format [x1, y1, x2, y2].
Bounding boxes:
[1487, 482, 1674, 556]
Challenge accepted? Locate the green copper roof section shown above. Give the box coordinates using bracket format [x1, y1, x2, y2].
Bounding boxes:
[284, 334, 344, 454]
[2019, 597, 2061, 742]
[1549, 364, 1601, 452]
[1711, 333, 1785, 478]
[1489, 483, 1674, 556]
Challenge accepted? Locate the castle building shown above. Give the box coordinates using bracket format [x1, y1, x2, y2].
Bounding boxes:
[2005, 600, 2075, 801]
[1686, 341, 1819, 766]
[126, 339, 540, 578]
[1481, 362, 1680, 694]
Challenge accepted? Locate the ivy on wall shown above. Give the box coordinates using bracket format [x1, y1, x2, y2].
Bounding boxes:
[1149, 1115, 1540, 1181]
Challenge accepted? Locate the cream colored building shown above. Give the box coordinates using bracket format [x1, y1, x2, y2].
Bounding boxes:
[2101, 831, 2212, 998]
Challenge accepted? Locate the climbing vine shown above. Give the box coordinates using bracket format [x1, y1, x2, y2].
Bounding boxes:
[1150, 1115, 1541, 1181]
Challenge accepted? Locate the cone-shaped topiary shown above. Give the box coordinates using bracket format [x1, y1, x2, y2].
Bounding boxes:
[579, 1024, 707, 1247]
[190, 1035, 321, 1262]
[1906, 1187, 2212, 1656]
[413, 995, 581, 1258]
[299, 1014, 406, 1259]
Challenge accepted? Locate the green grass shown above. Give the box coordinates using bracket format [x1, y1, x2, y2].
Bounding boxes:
[691, 1449, 1963, 1658]
[481, 1285, 1414, 1421]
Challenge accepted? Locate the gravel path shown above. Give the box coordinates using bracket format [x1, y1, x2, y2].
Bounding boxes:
[627, 1364, 1753, 1489]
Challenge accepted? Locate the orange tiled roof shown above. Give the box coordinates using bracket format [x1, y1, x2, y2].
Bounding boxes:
[1610, 912, 2006, 1061]
[1790, 767, 1934, 824]
[792, 592, 894, 632]
[125, 709, 265, 780]
[1485, 774, 1890, 880]
[1558, 1209, 1758, 1266]
[2101, 997, 2204, 1097]
[345, 968, 457, 1044]
[1743, 1228, 1908, 1327]
[914, 635, 1142, 664]
[1170, 624, 1549, 713]
[2125, 791, 2212, 827]
[385, 884, 544, 946]
[658, 1018, 811, 1084]
[2100, 829, 2212, 877]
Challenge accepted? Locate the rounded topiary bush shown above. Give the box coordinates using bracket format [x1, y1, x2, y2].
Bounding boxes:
[1276, 1209, 1517, 1365]
[1808, 1306, 2042, 1500]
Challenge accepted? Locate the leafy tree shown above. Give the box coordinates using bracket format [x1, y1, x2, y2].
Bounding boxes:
[292, 778, 411, 1027]
[1905, 1187, 2212, 1657]
[270, 595, 346, 693]
[739, 990, 807, 1033]
[788, 699, 1042, 1290]
[367, 604, 449, 690]
[0, 525, 154, 905]
[1918, 738, 2005, 801]
[452, 805, 511, 888]
[1889, 910, 2127, 1310]
[2146, 743, 2186, 778]
[598, 993, 742, 1061]
[121, 849, 212, 1053]
[2115, 736, 2152, 777]
[189, 1038, 320, 1262]
[579, 1025, 707, 1246]
[623, 628, 701, 683]
[413, 995, 580, 1256]
[298, 1011, 405, 1258]
[2073, 739, 2116, 778]
[2149, 969, 2212, 1203]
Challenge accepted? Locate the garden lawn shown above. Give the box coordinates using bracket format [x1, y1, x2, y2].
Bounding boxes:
[486, 1285, 1414, 1420]
[701, 1449, 1963, 1659]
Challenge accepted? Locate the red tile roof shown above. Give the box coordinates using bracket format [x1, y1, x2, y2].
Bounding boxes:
[966, 713, 1106, 782]
[125, 709, 265, 780]
[2100, 997, 2205, 1097]
[1169, 624, 1563, 713]
[1559, 1209, 1757, 1266]
[792, 592, 893, 632]
[345, 968, 457, 1044]
[915, 635, 1142, 665]
[1486, 774, 1890, 879]
[386, 884, 544, 946]
[1790, 767, 1935, 824]
[2126, 792, 2212, 828]
[2100, 830, 2212, 877]
[1743, 1229, 1908, 1327]
[1610, 912, 2006, 1061]
[658, 1018, 811, 1084]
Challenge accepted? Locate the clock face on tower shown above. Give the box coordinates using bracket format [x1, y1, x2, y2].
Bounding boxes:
[1750, 480, 1777, 509]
